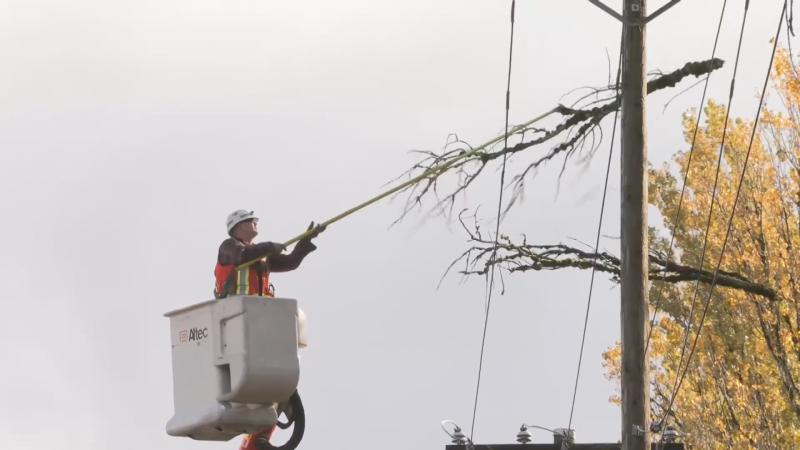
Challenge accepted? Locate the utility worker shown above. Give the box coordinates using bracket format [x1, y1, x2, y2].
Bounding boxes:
[213, 209, 324, 450]
[215, 209, 325, 299]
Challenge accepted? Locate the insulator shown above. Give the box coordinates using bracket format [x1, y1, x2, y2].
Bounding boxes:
[662, 425, 679, 443]
[516, 427, 532, 444]
[451, 427, 469, 445]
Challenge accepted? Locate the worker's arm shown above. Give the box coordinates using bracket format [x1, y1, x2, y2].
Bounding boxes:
[218, 239, 285, 266]
[268, 222, 326, 273]
[268, 238, 316, 273]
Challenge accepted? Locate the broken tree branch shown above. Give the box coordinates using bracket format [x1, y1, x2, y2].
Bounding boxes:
[443, 210, 778, 302]
[390, 58, 725, 227]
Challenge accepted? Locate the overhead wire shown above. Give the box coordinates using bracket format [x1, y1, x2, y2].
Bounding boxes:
[658, 0, 787, 432]
[660, 0, 752, 420]
[566, 26, 624, 433]
[642, 0, 730, 365]
[469, 0, 517, 441]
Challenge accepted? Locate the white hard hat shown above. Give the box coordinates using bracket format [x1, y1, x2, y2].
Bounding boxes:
[226, 209, 259, 234]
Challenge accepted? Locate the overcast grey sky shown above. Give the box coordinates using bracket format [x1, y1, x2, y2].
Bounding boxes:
[0, 0, 788, 449]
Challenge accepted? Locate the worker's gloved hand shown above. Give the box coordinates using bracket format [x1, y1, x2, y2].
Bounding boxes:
[306, 221, 326, 239]
[295, 221, 325, 255]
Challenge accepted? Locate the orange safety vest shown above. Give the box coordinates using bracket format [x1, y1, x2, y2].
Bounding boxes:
[214, 257, 275, 299]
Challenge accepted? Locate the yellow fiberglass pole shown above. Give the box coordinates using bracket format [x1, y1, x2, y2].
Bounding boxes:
[235, 107, 558, 270]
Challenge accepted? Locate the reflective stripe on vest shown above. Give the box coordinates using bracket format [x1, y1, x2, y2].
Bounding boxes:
[236, 267, 250, 295]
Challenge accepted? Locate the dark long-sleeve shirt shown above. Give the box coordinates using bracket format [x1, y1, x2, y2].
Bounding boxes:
[217, 237, 317, 273]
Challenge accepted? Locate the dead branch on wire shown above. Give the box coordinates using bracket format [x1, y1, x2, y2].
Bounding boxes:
[442, 210, 778, 301]
[389, 58, 725, 227]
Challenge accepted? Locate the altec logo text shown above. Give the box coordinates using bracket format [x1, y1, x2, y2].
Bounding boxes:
[180, 327, 209, 343]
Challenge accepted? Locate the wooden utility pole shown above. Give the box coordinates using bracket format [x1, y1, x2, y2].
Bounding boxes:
[619, 0, 649, 449]
[585, 1, 686, 447]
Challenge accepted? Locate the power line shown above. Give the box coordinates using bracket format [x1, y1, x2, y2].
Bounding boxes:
[658, 0, 787, 433]
[566, 27, 623, 433]
[469, 0, 517, 440]
[664, 0, 752, 417]
[643, 0, 730, 365]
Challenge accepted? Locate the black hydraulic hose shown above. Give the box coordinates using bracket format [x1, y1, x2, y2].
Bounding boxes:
[256, 391, 305, 450]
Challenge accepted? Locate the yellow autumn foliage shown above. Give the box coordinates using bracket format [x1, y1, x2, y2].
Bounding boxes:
[602, 45, 800, 449]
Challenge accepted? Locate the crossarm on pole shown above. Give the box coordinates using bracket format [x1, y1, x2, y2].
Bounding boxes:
[587, 0, 683, 25]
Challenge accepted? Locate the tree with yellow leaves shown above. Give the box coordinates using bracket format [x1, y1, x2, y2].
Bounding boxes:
[623, 45, 800, 448]
[608, 44, 800, 448]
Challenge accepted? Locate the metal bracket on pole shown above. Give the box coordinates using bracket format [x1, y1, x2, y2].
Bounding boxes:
[587, 0, 683, 25]
[632, 424, 646, 436]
